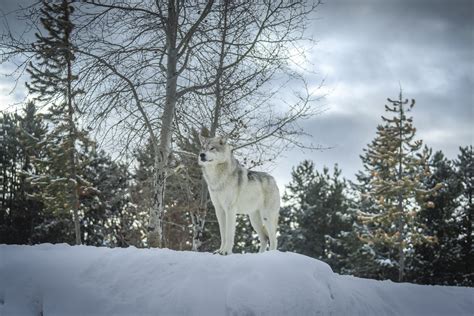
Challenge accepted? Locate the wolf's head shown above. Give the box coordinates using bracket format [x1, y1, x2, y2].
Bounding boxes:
[198, 135, 230, 166]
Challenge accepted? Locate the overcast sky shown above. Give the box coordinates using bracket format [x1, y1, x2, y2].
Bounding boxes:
[1, 0, 473, 190]
[272, 0, 473, 189]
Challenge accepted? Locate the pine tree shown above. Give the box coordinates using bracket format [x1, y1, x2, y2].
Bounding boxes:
[409, 149, 465, 285]
[79, 146, 136, 247]
[454, 146, 474, 285]
[278, 160, 316, 255]
[0, 103, 50, 244]
[358, 91, 436, 282]
[0, 112, 18, 220]
[0, 111, 22, 242]
[279, 160, 354, 271]
[25, 0, 83, 244]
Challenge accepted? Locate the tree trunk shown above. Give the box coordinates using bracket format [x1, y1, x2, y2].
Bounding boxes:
[397, 90, 404, 282]
[148, 1, 178, 248]
[192, 1, 229, 251]
[191, 186, 207, 251]
[64, 1, 81, 246]
[466, 154, 472, 279]
[397, 196, 405, 282]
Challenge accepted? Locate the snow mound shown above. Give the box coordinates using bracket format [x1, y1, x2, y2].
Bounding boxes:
[0, 244, 473, 315]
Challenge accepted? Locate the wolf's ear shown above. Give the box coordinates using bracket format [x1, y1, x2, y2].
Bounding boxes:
[218, 136, 228, 145]
[199, 134, 207, 145]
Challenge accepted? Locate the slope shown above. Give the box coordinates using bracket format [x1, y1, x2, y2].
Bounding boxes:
[0, 244, 472, 315]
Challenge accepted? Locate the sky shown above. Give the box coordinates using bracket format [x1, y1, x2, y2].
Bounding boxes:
[272, 0, 473, 188]
[0, 0, 473, 190]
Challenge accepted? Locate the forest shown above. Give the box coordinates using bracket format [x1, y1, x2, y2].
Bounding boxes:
[0, 0, 472, 288]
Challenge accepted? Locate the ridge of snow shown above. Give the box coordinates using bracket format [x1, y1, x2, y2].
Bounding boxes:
[0, 244, 473, 316]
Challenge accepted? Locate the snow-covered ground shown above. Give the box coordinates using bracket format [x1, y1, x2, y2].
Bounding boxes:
[0, 244, 472, 316]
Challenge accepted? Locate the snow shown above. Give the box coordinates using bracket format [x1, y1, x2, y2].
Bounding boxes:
[1, 244, 473, 316]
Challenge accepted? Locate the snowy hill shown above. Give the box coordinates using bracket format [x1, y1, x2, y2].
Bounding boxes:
[0, 244, 473, 316]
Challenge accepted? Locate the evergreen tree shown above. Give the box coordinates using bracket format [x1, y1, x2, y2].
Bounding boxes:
[341, 166, 386, 279]
[0, 111, 23, 242]
[409, 149, 465, 285]
[16, 103, 49, 243]
[0, 104, 49, 244]
[131, 139, 191, 249]
[454, 146, 474, 285]
[279, 160, 316, 254]
[279, 160, 354, 272]
[25, 0, 83, 244]
[357, 91, 435, 282]
[80, 146, 136, 247]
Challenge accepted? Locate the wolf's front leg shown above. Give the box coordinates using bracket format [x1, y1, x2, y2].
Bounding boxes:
[222, 209, 237, 255]
[214, 205, 226, 254]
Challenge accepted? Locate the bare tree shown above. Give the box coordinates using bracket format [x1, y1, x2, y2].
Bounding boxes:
[172, 1, 323, 250]
[70, 0, 216, 247]
[1, 0, 324, 249]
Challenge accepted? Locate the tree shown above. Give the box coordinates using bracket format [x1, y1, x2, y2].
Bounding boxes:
[357, 91, 435, 282]
[0, 103, 49, 244]
[71, 0, 320, 248]
[80, 147, 137, 247]
[25, 0, 83, 245]
[454, 146, 473, 285]
[409, 150, 465, 285]
[174, 1, 321, 250]
[279, 160, 354, 272]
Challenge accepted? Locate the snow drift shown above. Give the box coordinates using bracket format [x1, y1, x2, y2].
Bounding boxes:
[0, 244, 472, 316]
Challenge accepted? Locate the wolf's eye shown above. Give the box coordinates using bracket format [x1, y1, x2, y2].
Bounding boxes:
[209, 147, 215, 151]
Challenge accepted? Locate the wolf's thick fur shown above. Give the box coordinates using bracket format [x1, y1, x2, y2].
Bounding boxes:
[199, 135, 280, 255]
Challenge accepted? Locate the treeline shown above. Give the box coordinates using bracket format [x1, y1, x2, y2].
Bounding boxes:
[1, 93, 472, 287]
[0, 103, 143, 246]
[278, 95, 473, 287]
[0, 103, 253, 252]
[279, 148, 472, 287]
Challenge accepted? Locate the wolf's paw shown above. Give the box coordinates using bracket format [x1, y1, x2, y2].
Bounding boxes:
[213, 249, 232, 255]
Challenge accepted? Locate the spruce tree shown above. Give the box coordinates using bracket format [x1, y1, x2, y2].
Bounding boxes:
[454, 146, 473, 285]
[25, 0, 83, 244]
[279, 160, 354, 271]
[0, 103, 49, 244]
[0, 112, 21, 242]
[410, 149, 465, 285]
[358, 91, 435, 282]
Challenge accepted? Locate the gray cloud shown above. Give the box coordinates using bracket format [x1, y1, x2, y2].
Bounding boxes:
[273, 0, 473, 188]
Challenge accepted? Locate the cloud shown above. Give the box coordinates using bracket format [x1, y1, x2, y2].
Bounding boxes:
[271, 0, 473, 187]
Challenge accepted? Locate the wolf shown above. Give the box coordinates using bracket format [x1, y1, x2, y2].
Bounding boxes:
[198, 135, 280, 255]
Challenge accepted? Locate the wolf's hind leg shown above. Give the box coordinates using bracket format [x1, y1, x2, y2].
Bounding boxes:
[263, 212, 278, 251]
[249, 211, 268, 252]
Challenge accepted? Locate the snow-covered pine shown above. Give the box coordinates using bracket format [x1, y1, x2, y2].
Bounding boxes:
[25, 0, 83, 245]
[454, 146, 474, 284]
[356, 89, 437, 282]
[0, 103, 49, 244]
[278, 160, 355, 273]
[409, 149, 473, 286]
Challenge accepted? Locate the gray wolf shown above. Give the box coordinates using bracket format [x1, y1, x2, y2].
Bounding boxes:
[198, 135, 280, 255]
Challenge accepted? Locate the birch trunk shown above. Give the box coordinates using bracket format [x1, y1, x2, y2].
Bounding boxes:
[148, 1, 178, 248]
[192, 1, 229, 251]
